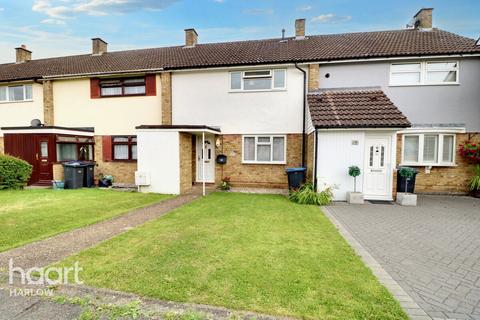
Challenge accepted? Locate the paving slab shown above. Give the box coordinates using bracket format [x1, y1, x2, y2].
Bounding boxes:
[326, 195, 480, 320]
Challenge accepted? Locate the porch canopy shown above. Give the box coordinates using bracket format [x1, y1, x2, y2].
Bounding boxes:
[135, 125, 221, 196]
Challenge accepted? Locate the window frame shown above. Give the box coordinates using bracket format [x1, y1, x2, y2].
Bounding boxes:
[112, 135, 137, 161]
[55, 135, 95, 162]
[401, 133, 456, 166]
[0, 84, 33, 103]
[389, 61, 459, 86]
[99, 77, 146, 98]
[230, 69, 287, 92]
[242, 135, 287, 164]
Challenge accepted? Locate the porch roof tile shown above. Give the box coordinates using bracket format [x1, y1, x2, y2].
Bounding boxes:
[308, 88, 411, 129]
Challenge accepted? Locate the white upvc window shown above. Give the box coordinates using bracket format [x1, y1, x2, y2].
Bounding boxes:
[0, 84, 33, 102]
[402, 133, 456, 166]
[389, 61, 459, 86]
[230, 69, 286, 92]
[242, 135, 286, 164]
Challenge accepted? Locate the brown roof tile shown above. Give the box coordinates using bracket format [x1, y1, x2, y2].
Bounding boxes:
[0, 28, 479, 82]
[308, 88, 411, 128]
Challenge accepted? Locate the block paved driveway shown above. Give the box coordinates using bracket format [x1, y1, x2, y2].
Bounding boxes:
[328, 195, 480, 320]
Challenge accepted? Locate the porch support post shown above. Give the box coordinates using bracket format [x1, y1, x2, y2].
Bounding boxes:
[202, 131, 206, 196]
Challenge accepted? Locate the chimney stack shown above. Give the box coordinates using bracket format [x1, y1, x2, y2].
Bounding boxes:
[184, 29, 198, 47]
[295, 19, 306, 39]
[413, 8, 433, 29]
[92, 38, 108, 55]
[15, 45, 32, 63]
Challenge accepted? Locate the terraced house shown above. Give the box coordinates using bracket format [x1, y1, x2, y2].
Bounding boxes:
[0, 8, 479, 199]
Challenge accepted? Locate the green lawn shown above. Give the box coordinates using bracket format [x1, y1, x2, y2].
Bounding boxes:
[57, 193, 406, 320]
[0, 189, 171, 252]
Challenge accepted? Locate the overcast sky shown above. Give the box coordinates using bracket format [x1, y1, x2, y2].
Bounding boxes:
[0, 0, 478, 63]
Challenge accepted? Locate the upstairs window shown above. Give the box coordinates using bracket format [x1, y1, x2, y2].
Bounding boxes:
[402, 133, 455, 166]
[112, 136, 137, 161]
[390, 61, 458, 86]
[230, 69, 286, 91]
[0, 84, 33, 102]
[100, 77, 146, 97]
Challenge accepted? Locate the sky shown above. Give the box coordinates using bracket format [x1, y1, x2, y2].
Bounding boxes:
[0, 0, 479, 63]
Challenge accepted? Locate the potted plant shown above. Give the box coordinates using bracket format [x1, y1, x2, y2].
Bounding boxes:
[396, 167, 417, 206]
[346, 165, 364, 204]
[460, 141, 480, 198]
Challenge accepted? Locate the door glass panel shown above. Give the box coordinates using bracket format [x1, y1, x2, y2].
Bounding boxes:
[40, 142, 48, 157]
[369, 146, 374, 166]
[380, 146, 385, 167]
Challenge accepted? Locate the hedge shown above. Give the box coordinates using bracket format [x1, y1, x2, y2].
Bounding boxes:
[0, 154, 33, 190]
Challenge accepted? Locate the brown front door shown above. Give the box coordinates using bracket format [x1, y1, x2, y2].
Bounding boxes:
[36, 137, 53, 185]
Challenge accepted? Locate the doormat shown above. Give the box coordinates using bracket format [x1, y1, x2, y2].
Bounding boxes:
[367, 200, 395, 205]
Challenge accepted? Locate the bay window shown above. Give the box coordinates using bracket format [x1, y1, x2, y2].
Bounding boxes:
[402, 134, 455, 166]
[0, 84, 33, 102]
[243, 135, 286, 164]
[230, 69, 286, 91]
[112, 136, 137, 161]
[390, 61, 458, 86]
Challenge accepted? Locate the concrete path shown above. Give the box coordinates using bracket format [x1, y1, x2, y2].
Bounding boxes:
[326, 196, 480, 320]
[0, 274, 290, 320]
[0, 193, 200, 271]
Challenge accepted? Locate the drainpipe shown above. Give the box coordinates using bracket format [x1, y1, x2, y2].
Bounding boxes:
[313, 128, 318, 191]
[294, 63, 307, 169]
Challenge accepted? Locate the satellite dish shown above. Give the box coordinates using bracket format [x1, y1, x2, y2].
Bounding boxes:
[30, 119, 43, 127]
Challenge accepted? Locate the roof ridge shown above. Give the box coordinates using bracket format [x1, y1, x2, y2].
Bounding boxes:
[0, 28, 466, 67]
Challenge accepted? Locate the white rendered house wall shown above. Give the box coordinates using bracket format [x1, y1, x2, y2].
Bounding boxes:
[136, 130, 180, 194]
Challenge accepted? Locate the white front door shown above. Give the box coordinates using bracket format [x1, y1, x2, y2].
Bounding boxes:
[363, 136, 392, 200]
[196, 135, 215, 183]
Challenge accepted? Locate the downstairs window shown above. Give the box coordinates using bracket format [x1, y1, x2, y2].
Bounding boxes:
[402, 133, 455, 166]
[56, 136, 94, 162]
[243, 135, 286, 164]
[112, 136, 137, 161]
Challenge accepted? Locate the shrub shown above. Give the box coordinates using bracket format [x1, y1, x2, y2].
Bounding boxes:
[0, 154, 33, 190]
[469, 164, 480, 192]
[348, 165, 361, 192]
[219, 177, 231, 191]
[289, 183, 333, 206]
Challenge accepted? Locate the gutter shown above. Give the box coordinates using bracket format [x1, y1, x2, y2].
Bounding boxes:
[295, 63, 307, 169]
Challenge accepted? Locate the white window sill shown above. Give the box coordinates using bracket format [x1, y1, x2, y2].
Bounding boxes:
[242, 161, 286, 165]
[389, 83, 459, 87]
[229, 89, 286, 93]
[399, 163, 457, 167]
[0, 99, 34, 104]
